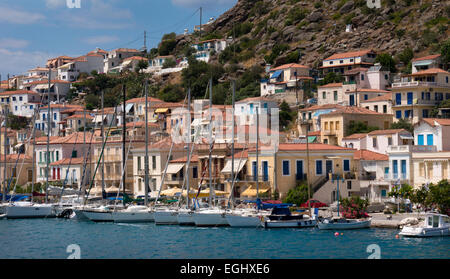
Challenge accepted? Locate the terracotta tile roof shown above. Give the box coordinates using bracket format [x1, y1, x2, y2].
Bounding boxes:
[307, 131, 321, 136]
[318, 83, 343, 88]
[34, 136, 60, 144]
[354, 149, 388, 161]
[271, 63, 309, 71]
[343, 68, 369, 75]
[361, 93, 392, 103]
[0, 90, 40, 96]
[115, 48, 140, 53]
[236, 96, 274, 103]
[170, 154, 199, 163]
[40, 104, 82, 110]
[368, 129, 408, 136]
[0, 154, 32, 163]
[412, 54, 441, 62]
[47, 132, 87, 145]
[320, 62, 374, 69]
[26, 79, 71, 85]
[251, 143, 353, 152]
[324, 106, 385, 115]
[123, 56, 148, 61]
[120, 121, 159, 128]
[342, 133, 368, 140]
[126, 96, 164, 104]
[299, 104, 344, 112]
[421, 118, 450, 127]
[50, 157, 85, 166]
[324, 49, 375, 61]
[226, 149, 248, 159]
[65, 114, 94, 120]
[28, 67, 49, 72]
[410, 68, 449, 76]
[345, 89, 391, 93]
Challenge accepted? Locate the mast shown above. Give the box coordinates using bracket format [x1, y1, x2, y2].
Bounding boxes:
[45, 69, 51, 204]
[230, 81, 235, 207]
[144, 80, 149, 206]
[186, 88, 191, 208]
[208, 78, 213, 206]
[101, 90, 105, 200]
[122, 84, 126, 200]
[31, 108, 38, 203]
[256, 107, 259, 202]
[2, 104, 6, 203]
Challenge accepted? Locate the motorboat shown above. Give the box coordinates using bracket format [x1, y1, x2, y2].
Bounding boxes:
[154, 207, 179, 225]
[81, 205, 124, 222]
[399, 213, 449, 237]
[112, 205, 154, 223]
[177, 208, 195, 226]
[318, 217, 371, 230]
[4, 201, 55, 219]
[263, 207, 317, 228]
[226, 208, 269, 228]
[193, 208, 229, 227]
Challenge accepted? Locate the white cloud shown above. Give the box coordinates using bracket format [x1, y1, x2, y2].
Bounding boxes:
[0, 38, 30, 49]
[83, 35, 119, 45]
[171, 0, 237, 8]
[45, 0, 66, 9]
[0, 6, 45, 24]
[0, 48, 51, 77]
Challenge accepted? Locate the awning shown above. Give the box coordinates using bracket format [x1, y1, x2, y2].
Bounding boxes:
[34, 84, 54, 90]
[400, 135, 414, 140]
[270, 70, 283, 79]
[125, 103, 134, 113]
[155, 108, 169, 113]
[221, 159, 247, 174]
[160, 187, 182, 196]
[166, 163, 185, 174]
[93, 114, 106, 123]
[413, 61, 432, 66]
[308, 136, 317, 143]
[241, 186, 270, 197]
[362, 162, 377, 173]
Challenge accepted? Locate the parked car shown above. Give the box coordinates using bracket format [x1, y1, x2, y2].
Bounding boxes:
[300, 199, 328, 208]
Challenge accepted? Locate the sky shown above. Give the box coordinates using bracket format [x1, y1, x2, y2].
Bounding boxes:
[0, 0, 237, 79]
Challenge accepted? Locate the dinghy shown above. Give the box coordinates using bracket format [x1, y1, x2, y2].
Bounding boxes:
[318, 217, 371, 230]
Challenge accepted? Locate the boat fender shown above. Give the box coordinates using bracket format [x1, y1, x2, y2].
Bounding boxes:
[334, 232, 339, 236]
[395, 234, 399, 239]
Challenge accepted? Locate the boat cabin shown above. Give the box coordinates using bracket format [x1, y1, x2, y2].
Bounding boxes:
[425, 213, 449, 229]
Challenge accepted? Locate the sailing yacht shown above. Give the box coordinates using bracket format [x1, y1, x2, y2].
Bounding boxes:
[5, 201, 55, 219]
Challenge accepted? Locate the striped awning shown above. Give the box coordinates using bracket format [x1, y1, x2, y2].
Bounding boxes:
[221, 159, 247, 174]
[166, 163, 184, 174]
[155, 108, 169, 113]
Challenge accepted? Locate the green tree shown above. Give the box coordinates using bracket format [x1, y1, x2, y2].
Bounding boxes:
[396, 47, 414, 67]
[375, 53, 397, 73]
[162, 58, 176, 69]
[427, 180, 450, 215]
[319, 72, 343, 86]
[283, 183, 309, 206]
[135, 59, 149, 73]
[7, 114, 28, 130]
[410, 186, 430, 213]
[441, 39, 450, 69]
[347, 121, 379, 135]
[390, 118, 414, 133]
[279, 101, 293, 131]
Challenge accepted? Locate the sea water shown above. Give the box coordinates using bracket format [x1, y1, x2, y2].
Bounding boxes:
[0, 219, 448, 259]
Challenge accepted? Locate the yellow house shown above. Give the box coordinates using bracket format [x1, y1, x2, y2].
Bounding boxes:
[320, 107, 393, 146]
[243, 143, 357, 203]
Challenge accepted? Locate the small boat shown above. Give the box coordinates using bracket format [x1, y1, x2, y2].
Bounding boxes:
[193, 208, 229, 227]
[226, 209, 269, 228]
[154, 207, 179, 225]
[399, 213, 449, 237]
[177, 208, 195, 226]
[263, 207, 317, 228]
[5, 202, 55, 219]
[82, 205, 123, 222]
[0, 214, 6, 219]
[112, 205, 154, 223]
[318, 217, 371, 230]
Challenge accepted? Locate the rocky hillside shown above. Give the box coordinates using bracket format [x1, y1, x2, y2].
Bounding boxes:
[194, 0, 449, 69]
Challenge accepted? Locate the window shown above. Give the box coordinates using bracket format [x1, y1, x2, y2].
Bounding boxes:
[373, 137, 377, 148]
[192, 166, 198, 178]
[361, 74, 364, 81]
[12, 97, 16, 101]
[427, 134, 433, 146]
[333, 91, 338, 101]
[152, 156, 157, 170]
[15, 106, 17, 111]
[343, 160, 350, 172]
[324, 122, 329, 130]
[56, 151, 59, 161]
[72, 150, 77, 158]
[383, 105, 387, 113]
[404, 110, 411, 118]
[53, 113, 57, 120]
[388, 137, 392, 146]
[396, 110, 402, 119]
[19, 97, 22, 101]
[282, 160, 290, 176]
[322, 91, 326, 99]
[347, 181, 352, 190]
[418, 134, 424, 145]
[364, 94, 368, 100]
[374, 105, 378, 112]
[137, 156, 141, 170]
[422, 109, 429, 118]
[316, 160, 323, 175]
[335, 121, 340, 130]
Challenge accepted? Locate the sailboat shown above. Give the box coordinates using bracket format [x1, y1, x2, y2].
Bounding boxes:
[112, 81, 155, 223]
[192, 79, 229, 227]
[4, 70, 56, 219]
[226, 95, 269, 228]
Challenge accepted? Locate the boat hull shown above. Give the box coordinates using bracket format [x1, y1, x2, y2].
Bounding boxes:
[399, 226, 450, 237]
[193, 212, 229, 227]
[82, 210, 114, 222]
[112, 211, 154, 223]
[264, 219, 317, 228]
[317, 219, 371, 230]
[177, 211, 195, 225]
[226, 214, 263, 228]
[5, 204, 55, 219]
[154, 210, 179, 225]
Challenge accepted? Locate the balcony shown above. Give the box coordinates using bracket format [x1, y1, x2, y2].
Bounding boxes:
[392, 81, 450, 88]
[412, 145, 437, 152]
[387, 145, 411, 153]
[323, 129, 337, 136]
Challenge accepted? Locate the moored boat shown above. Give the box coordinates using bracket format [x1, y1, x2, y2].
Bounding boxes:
[193, 208, 229, 227]
[112, 205, 154, 223]
[5, 202, 55, 219]
[399, 213, 449, 237]
[177, 208, 195, 225]
[226, 209, 269, 228]
[317, 217, 371, 230]
[154, 207, 179, 225]
[263, 207, 317, 228]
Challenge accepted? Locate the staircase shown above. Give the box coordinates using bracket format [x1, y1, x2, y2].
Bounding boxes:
[312, 175, 329, 193]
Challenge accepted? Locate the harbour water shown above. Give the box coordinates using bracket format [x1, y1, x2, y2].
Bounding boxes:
[0, 219, 448, 259]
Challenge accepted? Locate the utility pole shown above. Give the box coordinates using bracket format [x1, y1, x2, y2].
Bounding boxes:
[143, 31, 147, 53]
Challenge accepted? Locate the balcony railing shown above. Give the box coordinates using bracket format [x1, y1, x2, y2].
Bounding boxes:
[412, 145, 437, 152]
[323, 130, 337, 136]
[392, 81, 450, 88]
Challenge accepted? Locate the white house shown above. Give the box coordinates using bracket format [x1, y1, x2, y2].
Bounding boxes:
[192, 39, 228, 63]
[411, 54, 444, 74]
[35, 104, 83, 136]
[321, 49, 377, 75]
[0, 90, 41, 118]
[24, 79, 72, 103]
[104, 48, 142, 73]
[58, 53, 105, 81]
[261, 63, 312, 98]
[235, 97, 278, 126]
[414, 118, 450, 152]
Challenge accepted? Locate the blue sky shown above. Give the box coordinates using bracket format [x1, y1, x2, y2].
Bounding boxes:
[0, 0, 237, 78]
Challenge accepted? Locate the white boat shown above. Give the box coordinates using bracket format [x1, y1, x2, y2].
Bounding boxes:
[317, 217, 372, 230]
[177, 208, 195, 225]
[5, 202, 55, 219]
[154, 207, 179, 225]
[81, 205, 123, 222]
[399, 213, 449, 237]
[264, 218, 317, 228]
[112, 205, 154, 223]
[193, 208, 229, 227]
[0, 214, 6, 219]
[226, 209, 269, 228]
